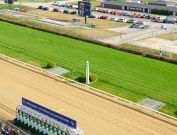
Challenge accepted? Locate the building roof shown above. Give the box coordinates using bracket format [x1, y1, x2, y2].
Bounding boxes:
[102, 1, 177, 12]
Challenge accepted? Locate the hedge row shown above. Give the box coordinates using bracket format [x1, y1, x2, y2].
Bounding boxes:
[151, 8, 173, 16]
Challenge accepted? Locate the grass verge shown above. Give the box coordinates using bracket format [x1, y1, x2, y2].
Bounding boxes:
[0, 4, 34, 10]
[157, 32, 177, 41]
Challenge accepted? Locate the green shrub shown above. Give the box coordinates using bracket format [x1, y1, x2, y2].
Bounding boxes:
[46, 62, 56, 68]
[89, 73, 97, 82]
[76, 75, 86, 83]
[76, 74, 97, 83]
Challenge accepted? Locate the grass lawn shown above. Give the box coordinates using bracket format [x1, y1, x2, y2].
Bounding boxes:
[0, 4, 33, 10]
[0, 21, 177, 117]
[17, 0, 59, 2]
[157, 32, 177, 41]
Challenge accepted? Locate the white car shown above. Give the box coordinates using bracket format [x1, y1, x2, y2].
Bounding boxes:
[127, 19, 136, 23]
[52, 2, 58, 6]
[52, 1, 65, 6]
[72, 5, 78, 9]
[135, 21, 145, 25]
[117, 18, 127, 22]
[109, 18, 118, 21]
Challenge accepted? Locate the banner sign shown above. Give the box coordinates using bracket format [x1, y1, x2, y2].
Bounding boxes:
[78, 1, 91, 16]
[22, 98, 77, 129]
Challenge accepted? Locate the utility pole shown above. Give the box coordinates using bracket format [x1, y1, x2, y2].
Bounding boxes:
[86, 61, 90, 84]
[84, 7, 87, 24]
[160, 48, 162, 56]
[9, 3, 12, 10]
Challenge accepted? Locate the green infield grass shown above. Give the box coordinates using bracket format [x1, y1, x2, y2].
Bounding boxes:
[0, 4, 33, 10]
[0, 21, 177, 117]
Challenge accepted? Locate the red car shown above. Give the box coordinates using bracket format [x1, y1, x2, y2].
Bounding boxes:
[98, 16, 108, 19]
[103, 10, 109, 13]
[53, 8, 61, 12]
[20, 9, 27, 13]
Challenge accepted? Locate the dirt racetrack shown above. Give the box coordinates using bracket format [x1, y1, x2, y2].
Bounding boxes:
[0, 59, 177, 135]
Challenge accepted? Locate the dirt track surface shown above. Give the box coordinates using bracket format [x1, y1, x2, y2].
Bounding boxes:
[0, 59, 177, 135]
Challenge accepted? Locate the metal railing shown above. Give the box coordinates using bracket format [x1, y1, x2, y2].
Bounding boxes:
[0, 117, 29, 135]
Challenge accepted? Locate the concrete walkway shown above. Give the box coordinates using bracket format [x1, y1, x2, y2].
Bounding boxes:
[131, 37, 177, 54]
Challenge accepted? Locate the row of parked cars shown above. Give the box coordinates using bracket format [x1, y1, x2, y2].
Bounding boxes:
[98, 16, 150, 29]
[37, 6, 78, 14]
[94, 8, 166, 23]
[52, 2, 78, 9]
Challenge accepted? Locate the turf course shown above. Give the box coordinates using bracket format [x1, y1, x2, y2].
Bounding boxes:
[0, 21, 177, 117]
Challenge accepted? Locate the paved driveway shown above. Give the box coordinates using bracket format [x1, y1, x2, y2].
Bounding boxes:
[131, 37, 177, 54]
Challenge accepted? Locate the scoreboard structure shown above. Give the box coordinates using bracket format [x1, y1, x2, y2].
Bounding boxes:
[78, 1, 91, 17]
[5, 0, 13, 4]
[16, 98, 84, 135]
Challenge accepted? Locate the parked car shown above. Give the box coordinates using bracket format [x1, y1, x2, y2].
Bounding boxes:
[130, 14, 135, 18]
[144, 14, 151, 19]
[123, 12, 128, 16]
[117, 18, 127, 22]
[109, 18, 118, 21]
[165, 16, 176, 24]
[42, 7, 49, 10]
[137, 14, 143, 18]
[139, 25, 150, 29]
[63, 10, 70, 14]
[110, 11, 119, 15]
[140, 14, 146, 18]
[89, 15, 96, 18]
[52, 2, 65, 6]
[53, 8, 61, 12]
[73, 18, 80, 22]
[14, 8, 20, 11]
[135, 21, 145, 25]
[102, 10, 109, 13]
[98, 9, 103, 12]
[72, 5, 78, 9]
[130, 24, 142, 28]
[20, 9, 27, 13]
[134, 14, 141, 18]
[98, 16, 108, 19]
[52, 2, 58, 6]
[127, 19, 136, 23]
[70, 11, 77, 15]
[153, 19, 161, 23]
[93, 8, 98, 11]
[110, 10, 114, 14]
[37, 6, 43, 9]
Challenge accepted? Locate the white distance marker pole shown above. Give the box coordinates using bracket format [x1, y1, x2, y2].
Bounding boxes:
[86, 61, 90, 84]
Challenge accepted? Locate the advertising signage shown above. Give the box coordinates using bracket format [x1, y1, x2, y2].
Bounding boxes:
[78, 1, 91, 17]
[5, 0, 13, 4]
[22, 98, 77, 129]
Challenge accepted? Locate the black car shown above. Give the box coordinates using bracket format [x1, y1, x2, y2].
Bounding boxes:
[89, 15, 96, 18]
[70, 11, 77, 15]
[63, 10, 70, 14]
[37, 6, 43, 9]
[42, 7, 49, 10]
